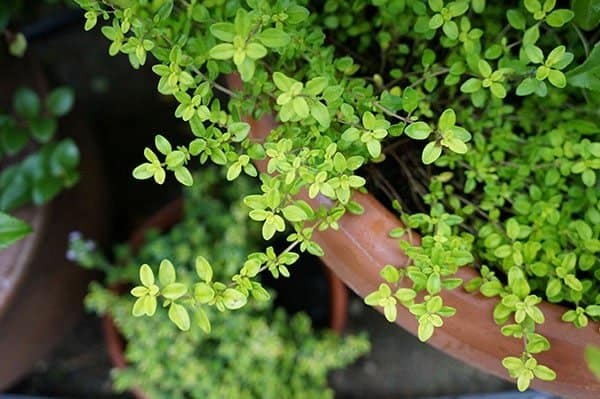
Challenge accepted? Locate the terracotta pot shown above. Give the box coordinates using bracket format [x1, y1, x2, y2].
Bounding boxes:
[102, 197, 349, 399]
[225, 74, 600, 399]
[0, 58, 109, 389]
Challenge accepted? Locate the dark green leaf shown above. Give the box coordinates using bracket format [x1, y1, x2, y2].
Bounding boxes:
[0, 211, 32, 249]
[46, 87, 75, 117]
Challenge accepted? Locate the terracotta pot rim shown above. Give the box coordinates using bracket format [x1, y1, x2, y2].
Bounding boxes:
[102, 197, 349, 399]
[223, 73, 600, 399]
[0, 109, 107, 388]
[0, 204, 49, 314]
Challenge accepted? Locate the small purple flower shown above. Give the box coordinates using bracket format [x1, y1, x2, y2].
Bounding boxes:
[66, 249, 77, 261]
[69, 230, 82, 241]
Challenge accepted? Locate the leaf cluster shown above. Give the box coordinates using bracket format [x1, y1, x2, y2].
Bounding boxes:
[70, 168, 369, 399]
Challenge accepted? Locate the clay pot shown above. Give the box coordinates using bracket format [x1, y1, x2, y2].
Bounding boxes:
[0, 58, 109, 389]
[225, 74, 600, 399]
[102, 197, 349, 399]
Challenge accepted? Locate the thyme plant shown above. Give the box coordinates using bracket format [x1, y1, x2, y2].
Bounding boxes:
[70, 169, 369, 399]
[75, 0, 600, 391]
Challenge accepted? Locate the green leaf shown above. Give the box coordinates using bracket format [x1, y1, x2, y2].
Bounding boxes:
[158, 259, 176, 285]
[429, 0, 443, 12]
[444, 137, 468, 153]
[310, 101, 330, 128]
[395, 288, 416, 302]
[507, 9, 526, 29]
[32, 178, 63, 205]
[281, 205, 308, 222]
[402, 87, 419, 113]
[366, 139, 381, 158]
[168, 303, 190, 330]
[165, 150, 185, 168]
[502, 356, 523, 371]
[582, 169, 596, 187]
[418, 320, 434, 341]
[564, 274, 583, 291]
[132, 163, 154, 180]
[195, 307, 211, 334]
[50, 138, 80, 175]
[545, 9, 574, 27]
[162, 283, 187, 300]
[2, 126, 28, 155]
[405, 121, 432, 139]
[273, 72, 295, 92]
[292, 97, 309, 118]
[30, 117, 57, 143]
[209, 43, 234, 59]
[380, 265, 400, 283]
[132, 297, 149, 317]
[460, 78, 482, 93]
[533, 365, 556, 381]
[524, 0, 542, 14]
[526, 333, 550, 353]
[586, 304, 600, 317]
[229, 122, 251, 141]
[479, 280, 503, 297]
[209, 22, 235, 42]
[384, 303, 397, 322]
[547, 69, 566, 88]
[422, 142, 442, 164]
[257, 28, 291, 48]
[9, 32, 27, 57]
[585, 345, 600, 379]
[524, 45, 544, 64]
[0, 212, 32, 249]
[245, 43, 267, 60]
[438, 108, 456, 130]
[478, 59, 492, 77]
[227, 162, 241, 181]
[194, 282, 215, 303]
[142, 296, 158, 316]
[567, 43, 600, 92]
[522, 25, 540, 45]
[174, 167, 193, 186]
[154, 134, 171, 155]
[14, 88, 40, 118]
[517, 373, 531, 392]
[490, 82, 506, 98]
[506, 219, 520, 241]
[46, 87, 75, 117]
[195, 256, 213, 282]
[222, 288, 247, 309]
[140, 264, 155, 286]
[429, 14, 444, 29]
[426, 272, 441, 294]
[442, 20, 458, 39]
[572, 0, 600, 30]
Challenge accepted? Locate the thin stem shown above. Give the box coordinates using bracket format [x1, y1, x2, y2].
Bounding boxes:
[408, 68, 449, 89]
[372, 101, 412, 124]
[572, 24, 590, 58]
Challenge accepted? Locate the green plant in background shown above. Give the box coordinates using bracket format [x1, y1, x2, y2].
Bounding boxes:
[74, 0, 600, 391]
[1, 1, 28, 57]
[69, 169, 369, 399]
[1, 0, 65, 57]
[1, 0, 79, 249]
[0, 86, 78, 248]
